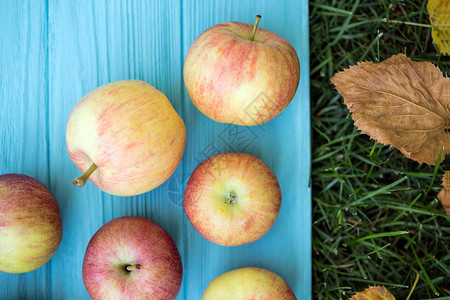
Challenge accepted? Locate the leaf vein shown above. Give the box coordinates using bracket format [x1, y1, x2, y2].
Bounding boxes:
[361, 123, 445, 134]
[401, 54, 448, 115]
[345, 81, 445, 121]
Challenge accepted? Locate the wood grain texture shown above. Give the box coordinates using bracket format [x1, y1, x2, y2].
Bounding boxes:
[0, 0, 310, 299]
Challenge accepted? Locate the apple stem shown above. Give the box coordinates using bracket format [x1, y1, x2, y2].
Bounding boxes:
[73, 163, 97, 187]
[126, 264, 141, 271]
[251, 15, 262, 41]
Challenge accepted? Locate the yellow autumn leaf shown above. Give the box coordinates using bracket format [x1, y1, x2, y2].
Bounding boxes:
[427, 0, 450, 55]
[350, 286, 396, 300]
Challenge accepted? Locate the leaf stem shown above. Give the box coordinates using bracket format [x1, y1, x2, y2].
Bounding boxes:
[406, 272, 420, 300]
[251, 15, 262, 41]
[381, 18, 432, 28]
[73, 163, 97, 187]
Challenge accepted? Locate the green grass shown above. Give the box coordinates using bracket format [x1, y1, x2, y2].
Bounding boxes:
[310, 0, 450, 299]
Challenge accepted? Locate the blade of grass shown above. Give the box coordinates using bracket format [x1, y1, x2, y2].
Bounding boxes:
[411, 247, 439, 296]
[349, 230, 410, 245]
[310, 2, 354, 15]
[392, 193, 422, 223]
[331, 0, 361, 46]
[346, 176, 408, 207]
[424, 147, 445, 199]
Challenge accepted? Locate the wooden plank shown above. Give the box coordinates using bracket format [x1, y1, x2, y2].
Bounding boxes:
[180, 1, 311, 299]
[46, 1, 184, 299]
[0, 1, 52, 299]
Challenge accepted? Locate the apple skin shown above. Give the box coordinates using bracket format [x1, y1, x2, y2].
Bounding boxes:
[184, 153, 281, 246]
[202, 267, 296, 300]
[183, 21, 300, 126]
[0, 174, 62, 273]
[82, 216, 183, 300]
[66, 80, 186, 196]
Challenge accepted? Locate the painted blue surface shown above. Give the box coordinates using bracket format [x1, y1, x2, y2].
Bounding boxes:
[0, 0, 311, 299]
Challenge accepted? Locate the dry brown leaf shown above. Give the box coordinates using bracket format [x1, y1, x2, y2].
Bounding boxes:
[437, 170, 450, 215]
[331, 53, 450, 165]
[350, 286, 396, 300]
[427, 0, 450, 55]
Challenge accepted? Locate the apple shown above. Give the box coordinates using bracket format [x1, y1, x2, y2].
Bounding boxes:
[202, 267, 296, 299]
[82, 216, 183, 300]
[0, 174, 62, 273]
[184, 153, 281, 246]
[66, 80, 186, 196]
[183, 15, 300, 126]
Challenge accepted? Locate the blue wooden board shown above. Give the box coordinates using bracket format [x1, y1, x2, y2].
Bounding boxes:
[0, 0, 311, 299]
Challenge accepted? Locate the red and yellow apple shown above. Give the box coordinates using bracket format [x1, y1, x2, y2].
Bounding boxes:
[202, 267, 296, 299]
[183, 16, 300, 126]
[184, 153, 281, 246]
[0, 174, 62, 273]
[82, 216, 183, 300]
[66, 80, 186, 196]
